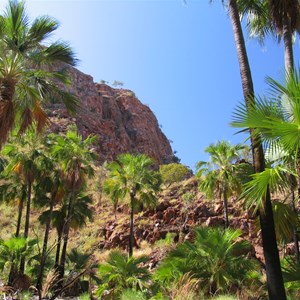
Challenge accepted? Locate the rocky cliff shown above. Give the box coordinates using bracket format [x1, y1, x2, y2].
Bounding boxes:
[48, 67, 174, 164]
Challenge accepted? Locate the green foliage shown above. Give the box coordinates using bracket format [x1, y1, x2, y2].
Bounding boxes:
[79, 292, 91, 300]
[120, 289, 147, 300]
[282, 256, 300, 283]
[68, 248, 99, 276]
[49, 128, 96, 190]
[159, 163, 190, 187]
[196, 140, 247, 199]
[17, 290, 32, 300]
[0, 236, 37, 273]
[97, 250, 151, 299]
[39, 193, 93, 233]
[112, 80, 124, 87]
[232, 71, 300, 163]
[197, 140, 248, 227]
[103, 153, 161, 256]
[240, 165, 294, 213]
[155, 226, 258, 296]
[104, 153, 161, 209]
[154, 232, 175, 248]
[281, 256, 300, 298]
[273, 202, 300, 243]
[0, 0, 78, 144]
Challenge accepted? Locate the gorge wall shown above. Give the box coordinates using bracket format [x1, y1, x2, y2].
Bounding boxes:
[48, 67, 174, 164]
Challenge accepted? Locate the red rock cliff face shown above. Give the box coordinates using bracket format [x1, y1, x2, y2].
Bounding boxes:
[48, 67, 174, 164]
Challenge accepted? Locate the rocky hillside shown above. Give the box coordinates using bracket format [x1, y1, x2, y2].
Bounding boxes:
[47, 67, 174, 164]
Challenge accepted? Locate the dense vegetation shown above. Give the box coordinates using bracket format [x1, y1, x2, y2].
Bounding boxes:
[0, 0, 300, 299]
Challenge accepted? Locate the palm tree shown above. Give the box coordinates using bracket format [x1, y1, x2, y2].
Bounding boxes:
[196, 140, 246, 228]
[40, 195, 94, 299]
[103, 153, 161, 257]
[66, 249, 100, 295]
[96, 250, 150, 299]
[238, 0, 300, 73]
[155, 226, 257, 296]
[232, 70, 300, 256]
[212, 0, 287, 298]
[49, 129, 96, 284]
[34, 167, 65, 292]
[0, 0, 78, 145]
[1, 129, 47, 274]
[38, 192, 94, 279]
[238, 0, 300, 261]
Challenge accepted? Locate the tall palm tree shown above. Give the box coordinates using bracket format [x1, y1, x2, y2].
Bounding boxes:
[0, 0, 78, 145]
[103, 153, 161, 257]
[238, 0, 300, 73]
[233, 70, 300, 254]
[34, 166, 65, 292]
[211, 0, 287, 298]
[38, 192, 93, 271]
[196, 140, 246, 228]
[49, 129, 96, 284]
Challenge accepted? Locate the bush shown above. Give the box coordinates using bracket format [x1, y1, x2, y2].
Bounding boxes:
[159, 163, 191, 187]
[120, 289, 147, 300]
[155, 227, 259, 296]
[96, 250, 150, 299]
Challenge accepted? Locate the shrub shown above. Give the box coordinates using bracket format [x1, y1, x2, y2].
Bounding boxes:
[96, 250, 150, 299]
[155, 227, 258, 296]
[159, 163, 191, 187]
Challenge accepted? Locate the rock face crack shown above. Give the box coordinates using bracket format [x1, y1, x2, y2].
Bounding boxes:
[48, 66, 174, 164]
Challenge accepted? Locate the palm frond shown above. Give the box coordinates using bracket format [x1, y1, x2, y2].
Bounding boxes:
[241, 165, 293, 213]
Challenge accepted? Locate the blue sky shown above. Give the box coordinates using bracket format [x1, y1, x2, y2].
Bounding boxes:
[1, 0, 299, 169]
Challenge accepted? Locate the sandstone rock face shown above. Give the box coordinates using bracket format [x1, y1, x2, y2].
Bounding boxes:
[48, 67, 174, 164]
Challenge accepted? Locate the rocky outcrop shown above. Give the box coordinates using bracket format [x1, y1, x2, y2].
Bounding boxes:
[96, 177, 271, 267]
[48, 67, 174, 164]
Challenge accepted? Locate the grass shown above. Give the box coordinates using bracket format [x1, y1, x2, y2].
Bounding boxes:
[209, 296, 238, 300]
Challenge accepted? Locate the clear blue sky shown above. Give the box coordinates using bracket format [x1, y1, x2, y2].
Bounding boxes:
[1, 0, 299, 169]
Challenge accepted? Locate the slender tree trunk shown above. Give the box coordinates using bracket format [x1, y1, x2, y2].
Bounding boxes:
[54, 230, 62, 269]
[20, 180, 32, 274]
[36, 198, 55, 291]
[8, 191, 26, 285]
[0, 79, 16, 146]
[15, 191, 25, 237]
[282, 14, 294, 74]
[228, 1, 286, 299]
[223, 185, 229, 228]
[291, 190, 300, 262]
[58, 186, 76, 284]
[129, 193, 135, 258]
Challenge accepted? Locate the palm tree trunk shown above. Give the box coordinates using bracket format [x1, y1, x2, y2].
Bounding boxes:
[282, 13, 294, 74]
[129, 193, 135, 257]
[228, 1, 286, 299]
[291, 190, 300, 262]
[15, 191, 25, 237]
[20, 180, 32, 274]
[223, 185, 229, 228]
[36, 198, 55, 291]
[58, 186, 76, 284]
[8, 191, 26, 285]
[54, 230, 62, 269]
[0, 78, 16, 146]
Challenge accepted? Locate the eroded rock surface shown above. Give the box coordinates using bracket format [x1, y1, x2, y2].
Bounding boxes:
[48, 67, 174, 164]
